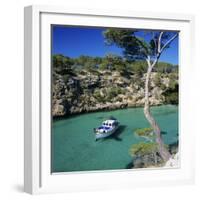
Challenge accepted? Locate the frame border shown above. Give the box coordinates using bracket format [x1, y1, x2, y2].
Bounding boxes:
[24, 5, 195, 194]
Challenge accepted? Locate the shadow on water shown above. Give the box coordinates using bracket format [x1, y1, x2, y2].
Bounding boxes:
[161, 131, 168, 135]
[103, 125, 126, 142]
[125, 161, 134, 169]
[168, 141, 179, 154]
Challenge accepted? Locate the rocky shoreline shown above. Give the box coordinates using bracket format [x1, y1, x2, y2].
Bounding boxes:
[130, 144, 179, 169]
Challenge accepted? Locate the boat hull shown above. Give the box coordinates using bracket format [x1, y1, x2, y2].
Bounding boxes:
[95, 125, 119, 140]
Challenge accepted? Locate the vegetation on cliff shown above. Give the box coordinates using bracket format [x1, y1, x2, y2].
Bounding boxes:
[129, 142, 164, 168]
[52, 54, 178, 117]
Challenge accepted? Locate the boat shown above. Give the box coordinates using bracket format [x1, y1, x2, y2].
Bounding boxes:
[94, 117, 119, 141]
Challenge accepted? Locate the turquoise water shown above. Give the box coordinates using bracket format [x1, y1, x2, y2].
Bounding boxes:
[52, 105, 178, 172]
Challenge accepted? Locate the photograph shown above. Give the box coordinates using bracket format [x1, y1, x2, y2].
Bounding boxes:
[51, 25, 179, 173]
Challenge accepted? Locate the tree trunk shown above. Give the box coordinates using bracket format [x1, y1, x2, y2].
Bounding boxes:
[144, 62, 171, 162]
[154, 152, 157, 165]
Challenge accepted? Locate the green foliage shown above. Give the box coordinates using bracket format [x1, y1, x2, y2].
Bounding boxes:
[153, 71, 179, 104]
[87, 68, 100, 76]
[73, 55, 102, 70]
[135, 127, 154, 137]
[62, 74, 70, 85]
[168, 80, 177, 90]
[53, 54, 74, 75]
[155, 62, 175, 73]
[106, 86, 124, 101]
[129, 142, 169, 167]
[93, 90, 106, 103]
[114, 64, 127, 74]
[160, 84, 166, 91]
[98, 54, 127, 74]
[104, 29, 150, 60]
[128, 61, 147, 76]
[133, 75, 144, 88]
[163, 73, 179, 104]
[153, 73, 166, 90]
[128, 61, 177, 76]
[99, 63, 108, 70]
[108, 88, 117, 98]
[52, 54, 179, 105]
[154, 73, 161, 86]
[104, 29, 177, 62]
[165, 92, 178, 104]
[129, 142, 158, 157]
[94, 86, 125, 103]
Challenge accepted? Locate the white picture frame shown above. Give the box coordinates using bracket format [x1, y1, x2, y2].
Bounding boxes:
[24, 5, 195, 194]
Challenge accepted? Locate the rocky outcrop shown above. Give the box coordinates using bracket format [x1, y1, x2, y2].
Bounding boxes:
[52, 70, 178, 117]
[163, 153, 179, 168]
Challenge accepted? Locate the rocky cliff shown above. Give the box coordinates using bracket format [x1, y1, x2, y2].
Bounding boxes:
[52, 69, 178, 117]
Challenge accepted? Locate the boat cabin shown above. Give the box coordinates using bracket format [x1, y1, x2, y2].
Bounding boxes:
[102, 120, 117, 127]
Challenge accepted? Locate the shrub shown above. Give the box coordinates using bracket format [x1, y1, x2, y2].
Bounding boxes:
[106, 86, 124, 101]
[163, 82, 178, 104]
[53, 54, 74, 75]
[129, 142, 158, 157]
[154, 73, 161, 86]
[165, 91, 178, 104]
[114, 64, 127, 74]
[93, 90, 106, 103]
[135, 127, 154, 137]
[129, 61, 147, 76]
[134, 75, 144, 88]
[129, 142, 169, 168]
[99, 63, 108, 70]
[62, 74, 70, 85]
[168, 79, 177, 90]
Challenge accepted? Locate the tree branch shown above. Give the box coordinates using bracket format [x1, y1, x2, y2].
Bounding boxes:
[146, 56, 151, 66]
[160, 33, 178, 53]
[151, 57, 158, 67]
[158, 32, 163, 53]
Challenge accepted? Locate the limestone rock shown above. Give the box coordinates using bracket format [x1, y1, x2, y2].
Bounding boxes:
[52, 70, 178, 117]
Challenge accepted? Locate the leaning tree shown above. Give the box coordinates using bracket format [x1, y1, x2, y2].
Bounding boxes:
[104, 29, 178, 161]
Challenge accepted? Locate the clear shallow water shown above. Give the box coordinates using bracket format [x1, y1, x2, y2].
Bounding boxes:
[52, 105, 178, 172]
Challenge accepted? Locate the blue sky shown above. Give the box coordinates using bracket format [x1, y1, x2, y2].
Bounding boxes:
[52, 26, 178, 65]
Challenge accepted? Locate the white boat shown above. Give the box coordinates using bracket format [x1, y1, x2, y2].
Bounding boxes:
[94, 117, 119, 141]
